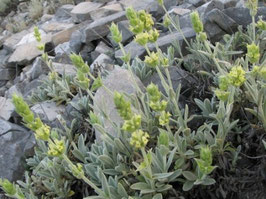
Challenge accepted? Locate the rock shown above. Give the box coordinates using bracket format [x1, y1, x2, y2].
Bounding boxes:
[0, 68, 15, 81]
[115, 27, 196, 61]
[8, 34, 52, 65]
[23, 75, 45, 97]
[82, 11, 127, 43]
[0, 97, 14, 121]
[71, 2, 103, 23]
[218, 0, 237, 8]
[175, 2, 195, 10]
[6, 83, 24, 99]
[143, 67, 197, 95]
[90, 3, 123, 21]
[204, 21, 226, 42]
[69, 30, 83, 53]
[206, 8, 238, 33]
[80, 44, 95, 63]
[203, 0, 224, 15]
[15, 29, 47, 47]
[107, 20, 134, 47]
[0, 119, 35, 182]
[91, 41, 112, 60]
[28, 57, 49, 80]
[41, 14, 54, 22]
[53, 62, 77, 76]
[41, 22, 74, 33]
[55, 42, 72, 55]
[3, 30, 30, 51]
[54, 4, 75, 21]
[52, 23, 84, 46]
[223, 7, 266, 27]
[188, 0, 206, 7]
[169, 8, 191, 16]
[90, 53, 113, 72]
[31, 101, 65, 126]
[93, 68, 144, 140]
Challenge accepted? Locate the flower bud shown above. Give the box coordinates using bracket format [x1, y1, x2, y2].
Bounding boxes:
[122, 114, 142, 132]
[144, 52, 159, 67]
[218, 75, 229, 91]
[228, 65, 246, 87]
[0, 179, 17, 196]
[71, 163, 84, 179]
[158, 131, 169, 147]
[256, 19, 266, 30]
[130, 130, 149, 149]
[159, 111, 171, 126]
[215, 89, 230, 101]
[114, 92, 133, 120]
[35, 124, 50, 141]
[48, 139, 65, 157]
[163, 15, 171, 28]
[148, 29, 159, 43]
[135, 32, 150, 46]
[34, 26, 41, 42]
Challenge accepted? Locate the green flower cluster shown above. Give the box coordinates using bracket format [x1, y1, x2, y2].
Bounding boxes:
[0, 179, 25, 199]
[246, 0, 258, 16]
[195, 146, 216, 176]
[130, 130, 150, 149]
[122, 114, 142, 132]
[12, 94, 50, 141]
[190, 11, 207, 41]
[147, 83, 171, 126]
[48, 139, 65, 157]
[247, 43, 260, 64]
[114, 91, 133, 120]
[256, 19, 266, 30]
[144, 51, 169, 67]
[110, 22, 122, 44]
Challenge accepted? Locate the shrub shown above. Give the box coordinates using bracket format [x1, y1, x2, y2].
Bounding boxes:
[0, 0, 266, 199]
[28, 0, 43, 21]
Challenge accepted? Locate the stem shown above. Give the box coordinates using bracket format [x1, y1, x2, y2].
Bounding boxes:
[252, 15, 256, 42]
[141, 148, 155, 189]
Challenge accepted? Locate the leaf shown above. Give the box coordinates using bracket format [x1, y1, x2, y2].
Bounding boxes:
[202, 177, 216, 185]
[153, 172, 174, 180]
[263, 140, 266, 150]
[183, 180, 194, 191]
[153, 194, 163, 199]
[168, 169, 182, 182]
[184, 150, 194, 156]
[130, 182, 151, 190]
[117, 183, 128, 197]
[98, 155, 115, 168]
[182, 171, 197, 181]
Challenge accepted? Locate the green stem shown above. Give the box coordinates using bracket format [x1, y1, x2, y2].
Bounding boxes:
[252, 15, 256, 42]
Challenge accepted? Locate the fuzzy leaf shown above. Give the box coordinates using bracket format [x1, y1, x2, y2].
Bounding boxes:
[182, 171, 197, 181]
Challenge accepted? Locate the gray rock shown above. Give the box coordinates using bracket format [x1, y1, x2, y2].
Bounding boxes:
[204, 0, 224, 15]
[217, 0, 237, 8]
[31, 101, 65, 127]
[0, 119, 35, 182]
[143, 67, 197, 96]
[188, 0, 206, 7]
[55, 42, 72, 55]
[223, 7, 266, 27]
[90, 3, 123, 21]
[115, 27, 196, 61]
[71, 2, 103, 23]
[3, 30, 30, 51]
[53, 62, 77, 76]
[206, 8, 237, 33]
[90, 53, 113, 72]
[28, 57, 49, 80]
[91, 41, 112, 60]
[69, 30, 83, 53]
[0, 97, 14, 121]
[0, 68, 15, 81]
[82, 11, 127, 43]
[204, 21, 226, 42]
[93, 68, 144, 140]
[23, 75, 46, 97]
[54, 4, 74, 21]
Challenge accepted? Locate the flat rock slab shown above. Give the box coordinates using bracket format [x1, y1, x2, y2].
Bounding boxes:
[0, 97, 14, 121]
[90, 3, 123, 20]
[93, 68, 144, 141]
[3, 30, 30, 51]
[53, 62, 77, 76]
[71, 1, 103, 23]
[82, 11, 127, 43]
[41, 22, 74, 33]
[0, 119, 35, 182]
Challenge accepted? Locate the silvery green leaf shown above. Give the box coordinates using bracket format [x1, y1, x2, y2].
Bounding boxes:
[130, 182, 151, 190]
[99, 155, 115, 168]
[182, 180, 194, 191]
[117, 183, 128, 197]
[262, 140, 266, 150]
[152, 193, 163, 199]
[168, 169, 182, 182]
[153, 172, 174, 180]
[182, 171, 197, 181]
[156, 184, 172, 192]
[202, 177, 216, 185]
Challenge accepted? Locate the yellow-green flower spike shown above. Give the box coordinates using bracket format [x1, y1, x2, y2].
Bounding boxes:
[149, 100, 168, 112]
[246, 0, 258, 16]
[33, 26, 41, 42]
[35, 124, 50, 141]
[135, 32, 150, 46]
[126, 7, 144, 34]
[218, 75, 229, 91]
[70, 53, 90, 73]
[158, 0, 164, 6]
[144, 52, 159, 67]
[200, 146, 213, 166]
[130, 130, 149, 149]
[163, 15, 171, 28]
[76, 70, 90, 90]
[190, 11, 203, 33]
[110, 22, 122, 44]
[0, 179, 16, 196]
[138, 10, 154, 31]
[48, 139, 65, 157]
[215, 89, 230, 101]
[247, 43, 260, 64]
[259, 66, 266, 80]
[228, 65, 246, 87]
[159, 111, 171, 126]
[114, 91, 133, 120]
[147, 83, 161, 102]
[122, 114, 142, 132]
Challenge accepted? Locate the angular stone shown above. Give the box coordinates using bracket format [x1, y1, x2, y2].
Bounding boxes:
[41, 22, 74, 33]
[93, 68, 144, 140]
[52, 23, 84, 46]
[169, 8, 191, 16]
[207, 9, 238, 33]
[204, 21, 226, 42]
[28, 57, 49, 80]
[0, 68, 15, 80]
[0, 97, 14, 121]
[203, 0, 224, 15]
[3, 30, 30, 51]
[217, 0, 237, 8]
[115, 28, 196, 61]
[8, 34, 52, 65]
[54, 4, 74, 21]
[71, 2, 103, 23]
[31, 101, 65, 124]
[223, 7, 266, 27]
[90, 53, 113, 72]
[91, 41, 112, 60]
[188, 0, 205, 7]
[69, 30, 83, 53]
[0, 119, 35, 182]
[53, 62, 77, 76]
[90, 3, 123, 21]
[82, 11, 127, 43]
[15, 29, 46, 47]
[55, 42, 72, 55]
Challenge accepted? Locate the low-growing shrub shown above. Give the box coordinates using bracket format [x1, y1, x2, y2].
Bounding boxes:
[0, 0, 266, 198]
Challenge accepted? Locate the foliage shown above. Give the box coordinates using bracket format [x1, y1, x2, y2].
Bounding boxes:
[1, 0, 266, 199]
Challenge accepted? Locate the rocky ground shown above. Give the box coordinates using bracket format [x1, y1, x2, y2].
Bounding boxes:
[0, 0, 266, 198]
